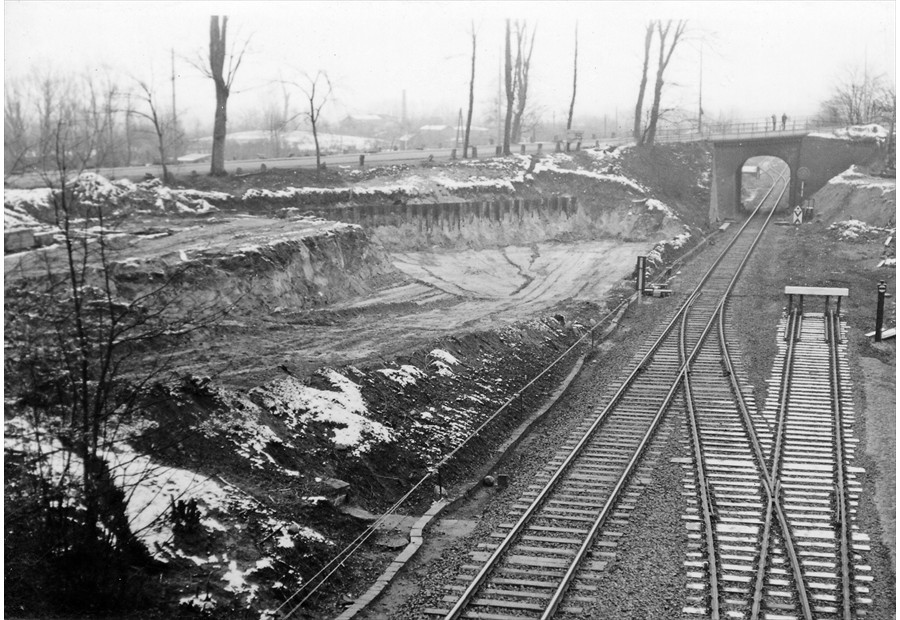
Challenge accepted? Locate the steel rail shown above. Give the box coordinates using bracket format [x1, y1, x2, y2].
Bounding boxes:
[440, 304, 687, 620]
[827, 309, 854, 619]
[671, 185, 779, 619]
[670, 164, 799, 620]
[442, 192, 770, 620]
[680, 302, 721, 620]
[539, 350, 690, 619]
[717, 306, 811, 620]
[541, 175, 791, 619]
[751, 307, 814, 619]
[701, 170, 814, 620]
[445, 171, 789, 620]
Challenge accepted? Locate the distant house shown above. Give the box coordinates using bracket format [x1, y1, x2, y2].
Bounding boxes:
[338, 114, 400, 139]
[412, 124, 491, 149]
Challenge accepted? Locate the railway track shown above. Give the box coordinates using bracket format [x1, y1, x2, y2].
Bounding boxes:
[677, 256, 874, 616]
[424, 174, 791, 620]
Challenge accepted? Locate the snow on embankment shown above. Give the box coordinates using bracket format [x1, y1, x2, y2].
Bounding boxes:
[368, 149, 694, 250]
[5, 412, 333, 617]
[809, 123, 890, 142]
[811, 165, 896, 227]
[4, 174, 224, 232]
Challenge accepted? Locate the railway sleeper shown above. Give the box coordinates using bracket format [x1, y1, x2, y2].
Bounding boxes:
[454, 576, 599, 591]
[442, 586, 596, 604]
[468, 551, 609, 570]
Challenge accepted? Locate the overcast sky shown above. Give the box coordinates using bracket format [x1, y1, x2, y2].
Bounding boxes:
[4, 1, 896, 135]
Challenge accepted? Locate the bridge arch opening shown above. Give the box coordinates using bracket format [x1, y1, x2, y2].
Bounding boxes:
[738, 155, 791, 213]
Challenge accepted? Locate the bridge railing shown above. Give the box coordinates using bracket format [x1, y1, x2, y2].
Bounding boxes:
[650, 117, 846, 144]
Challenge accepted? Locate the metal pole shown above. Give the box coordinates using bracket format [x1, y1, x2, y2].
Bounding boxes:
[875, 280, 887, 341]
[636, 256, 646, 294]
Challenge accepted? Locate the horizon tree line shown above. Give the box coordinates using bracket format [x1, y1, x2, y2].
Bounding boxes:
[4, 14, 895, 177]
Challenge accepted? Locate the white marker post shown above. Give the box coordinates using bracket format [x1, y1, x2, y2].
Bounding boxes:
[793, 205, 803, 225]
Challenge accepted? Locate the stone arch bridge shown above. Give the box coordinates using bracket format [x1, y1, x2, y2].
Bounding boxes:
[709, 130, 885, 222]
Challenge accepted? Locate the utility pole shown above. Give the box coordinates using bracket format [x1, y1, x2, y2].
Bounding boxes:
[456, 108, 462, 148]
[864, 43, 870, 122]
[171, 48, 177, 130]
[171, 48, 178, 157]
[402, 89, 407, 129]
[698, 43, 703, 133]
[497, 57, 502, 146]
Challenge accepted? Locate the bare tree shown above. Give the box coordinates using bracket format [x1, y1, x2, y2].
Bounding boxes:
[511, 21, 537, 143]
[262, 80, 300, 158]
[645, 19, 687, 145]
[81, 71, 124, 169]
[566, 22, 578, 134]
[463, 22, 477, 158]
[819, 67, 896, 126]
[197, 16, 250, 176]
[292, 71, 333, 174]
[4, 119, 232, 612]
[132, 79, 174, 183]
[4, 79, 31, 175]
[503, 20, 514, 155]
[633, 22, 654, 143]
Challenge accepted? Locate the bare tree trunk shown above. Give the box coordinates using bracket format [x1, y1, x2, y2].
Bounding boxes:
[511, 23, 524, 143]
[566, 22, 578, 132]
[124, 96, 133, 167]
[463, 23, 476, 158]
[310, 94, 321, 172]
[646, 20, 687, 145]
[633, 22, 654, 144]
[503, 20, 514, 155]
[135, 81, 170, 183]
[511, 22, 536, 144]
[209, 16, 229, 176]
[297, 72, 332, 177]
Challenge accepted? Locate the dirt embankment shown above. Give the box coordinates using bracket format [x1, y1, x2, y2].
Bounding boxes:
[811, 166, 896, 227]
[4, 143, 716, 619]
[110, 218, 399, 313]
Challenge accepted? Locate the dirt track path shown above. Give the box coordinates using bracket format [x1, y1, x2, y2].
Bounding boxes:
[183, 239, 652, 387]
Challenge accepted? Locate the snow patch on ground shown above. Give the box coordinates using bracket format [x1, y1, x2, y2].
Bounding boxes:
[377, 364, 426, 387]
[809, 123, 889, 142]
[4, 188, 53, 228]
[647, 227, 693, 267]
[645, 198, 676, 218]
[250, 369, 394, 455]
[829, 219, 895, 240]
[429, 349, 460, 376]
[828, 165, 896, 194]
[520, 153, 647, 194]
[4, 415, 251, 558]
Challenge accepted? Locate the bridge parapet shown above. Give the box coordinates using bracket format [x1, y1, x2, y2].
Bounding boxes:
[708, 128, 884, 223]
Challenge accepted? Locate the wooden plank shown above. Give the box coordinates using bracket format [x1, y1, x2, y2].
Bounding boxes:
[784, 286, 849, 297]
[865, 327, 896, 339]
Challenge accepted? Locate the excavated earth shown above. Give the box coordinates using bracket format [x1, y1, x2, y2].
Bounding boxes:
[3, 144, 895, 619]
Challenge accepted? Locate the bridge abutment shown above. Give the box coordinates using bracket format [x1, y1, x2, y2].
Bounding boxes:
[709, 132, 883, 222]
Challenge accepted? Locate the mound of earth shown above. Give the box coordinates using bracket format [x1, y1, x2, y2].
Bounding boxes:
[812, 165, 896, 227]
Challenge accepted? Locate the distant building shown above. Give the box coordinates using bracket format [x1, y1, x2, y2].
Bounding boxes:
[411, 124, 491, 149]
[338, 114, 401, 140]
